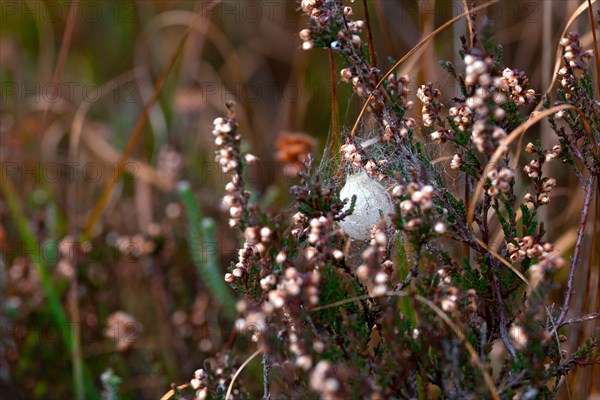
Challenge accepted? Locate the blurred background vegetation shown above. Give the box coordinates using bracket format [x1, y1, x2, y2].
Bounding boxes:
[0, 0, 598, 398]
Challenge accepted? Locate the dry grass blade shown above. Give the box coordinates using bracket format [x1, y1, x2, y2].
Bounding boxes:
[473, 237, 532, 290]
[81, 130, 174, 191]
[36, 0, 79, 141]
[414, 295, 500, 400]
[81, 2, 223, 240]
[69, 68, 142, 159]
[82, 39, 186, 238]
[467, 104, 586, 228]
[314, 291, 499, 399]
[311, 293, 386, 312]
[68, 68, 144, 243]
[588, 0, 600, 96]
[462, 0, 474, 49]
[225, 348, 263, 400]
[362, 0, 377, 67]
[159, 384, 190, 400]
[538, 0, 597, 104]
[350, 0, 500, 137]
[372, 0, 396, 57]
[432, 155, 452, 164]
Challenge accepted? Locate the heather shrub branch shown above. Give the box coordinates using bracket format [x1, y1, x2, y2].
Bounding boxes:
[178, 2, 600, 399]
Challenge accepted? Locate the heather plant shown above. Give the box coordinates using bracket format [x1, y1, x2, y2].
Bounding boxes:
[1, 1, 599, 400]
[177, 1, 600, 399]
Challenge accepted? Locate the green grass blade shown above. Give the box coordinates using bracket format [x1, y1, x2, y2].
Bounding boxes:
[178, 182, 237, 319]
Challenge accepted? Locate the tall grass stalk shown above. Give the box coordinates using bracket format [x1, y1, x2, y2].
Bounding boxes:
[178, 182, 237, 319]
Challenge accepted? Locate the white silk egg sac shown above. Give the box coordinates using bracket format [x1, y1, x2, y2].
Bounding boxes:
[338, 171, 393, 240]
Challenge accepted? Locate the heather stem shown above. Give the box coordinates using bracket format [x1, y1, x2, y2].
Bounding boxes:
[554, 176, 595, 331]
[262, 352, 271, 400]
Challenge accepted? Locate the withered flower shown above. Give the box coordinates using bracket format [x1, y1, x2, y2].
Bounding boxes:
[275, 131, 316, 178]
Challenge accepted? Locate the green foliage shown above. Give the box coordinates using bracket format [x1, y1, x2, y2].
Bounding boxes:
[178, 182, 237, 319]
[101, 369, 122, 400]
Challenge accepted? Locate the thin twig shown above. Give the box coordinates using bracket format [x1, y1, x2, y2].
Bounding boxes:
[554, 176, 595, 331]
[560, 311, 600, 328]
